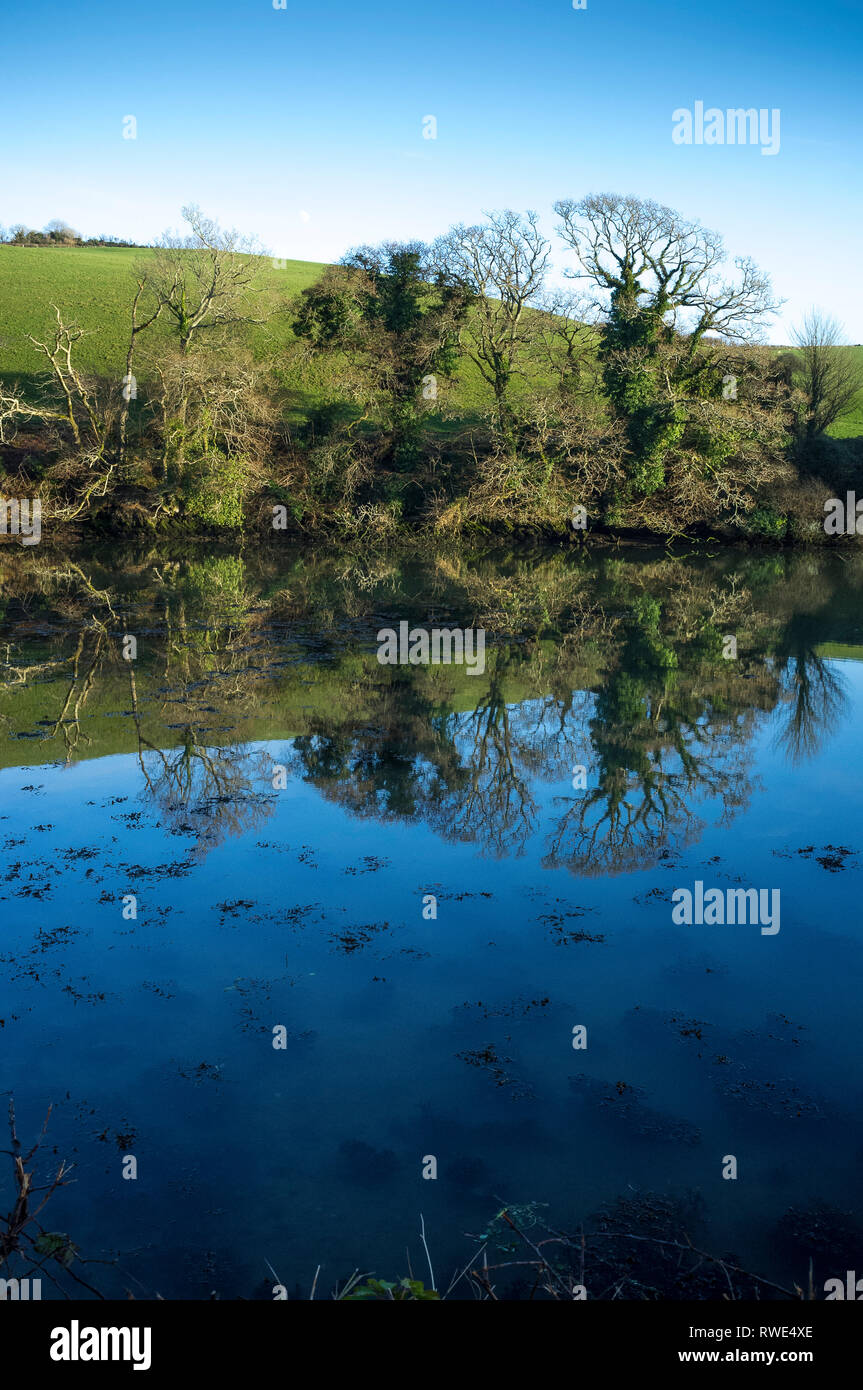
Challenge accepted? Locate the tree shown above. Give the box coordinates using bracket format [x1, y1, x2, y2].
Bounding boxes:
[119, 275, 164, 453]
[150, 346, 271, 525]
[554, 194, 779, 495]
[530, 287, 598, 398]
[27, 306, 110, 452]
[43, 220, 80, 245]
[432, 210, 551, 443]
[791, 309, 863, 440]
[293, 241, 471, 466]
[149, 205, 268, 354]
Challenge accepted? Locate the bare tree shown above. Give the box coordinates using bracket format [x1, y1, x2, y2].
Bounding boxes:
[0, 386, 45, 444]
[791, 309, 863, 439]
[531, 287, 598, 396]
[554, 194, 778, 348]
[432, 210, 551, 439]
[149, 205, 269, 354]
[1, 1098, 109, 1299]
[119, 276, 164, 453]
[27, 306, 112, 452]
[552, 195, 781, 495]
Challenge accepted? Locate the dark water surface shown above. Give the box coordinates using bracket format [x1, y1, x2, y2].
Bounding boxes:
[1, 542, 862, 1299]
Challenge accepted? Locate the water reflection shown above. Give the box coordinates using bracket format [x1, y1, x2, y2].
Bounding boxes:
[0, 543, 856, 871]
[2, 540, 862, 1299]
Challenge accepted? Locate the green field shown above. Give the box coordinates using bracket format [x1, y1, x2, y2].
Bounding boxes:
[774, 340, 863, 439]
[823, 345, 863, 437]
[1, 245, 860, 439]
[0, 245, 323, 382]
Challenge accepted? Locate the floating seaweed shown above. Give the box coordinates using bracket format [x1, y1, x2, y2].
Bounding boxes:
[569, 1073, 701, 1146]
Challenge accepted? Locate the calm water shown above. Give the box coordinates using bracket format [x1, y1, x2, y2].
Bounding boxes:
[1, 542, 862, 1299]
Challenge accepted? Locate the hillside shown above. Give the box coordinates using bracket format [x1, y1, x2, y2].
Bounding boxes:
[0, 245, 503, 423]
[1, 244, 861, 544]
[0, 245, 323, 382]
[2, 246, 861, 439]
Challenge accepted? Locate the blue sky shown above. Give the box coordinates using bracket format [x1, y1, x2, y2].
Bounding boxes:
[2, 0, 861, 341]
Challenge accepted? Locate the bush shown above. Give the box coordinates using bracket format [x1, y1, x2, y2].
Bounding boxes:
[746, 506, 788, 541]
[180, 449, 251, 530]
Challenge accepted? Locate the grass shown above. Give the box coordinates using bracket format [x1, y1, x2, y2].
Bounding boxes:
[0, 245, 324, 383]
[777, 342, 863, 439]
[826, 346, 863, 437]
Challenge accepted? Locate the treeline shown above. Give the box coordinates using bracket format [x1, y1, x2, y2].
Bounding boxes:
[0, 220, 141, 248]
[1, 198, 861, 541]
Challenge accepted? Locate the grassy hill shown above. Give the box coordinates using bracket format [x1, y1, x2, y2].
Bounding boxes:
[1, 244, 860, 444]
[822, 346, 863, 437]
[0, 245, 323, 381]
[0, 244, 504, 422]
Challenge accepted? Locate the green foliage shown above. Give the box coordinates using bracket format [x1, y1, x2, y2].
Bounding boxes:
[33, 1232, 78, 1268]
[689, 421, 739, 473]
[166, 431, 249, 529]
[342, 1277, 440, 1301]
[0, 243, 855, 542]
[182, 451, 249, 529]
[598, 280, 684, 496]
[267, 484, 306, 524]
[292, 243, 471, 465]
[691, 623, 725, 660]
[182, 556, 247, 609]
[747, 506, 788, 540]
[628, 595, 678, 671]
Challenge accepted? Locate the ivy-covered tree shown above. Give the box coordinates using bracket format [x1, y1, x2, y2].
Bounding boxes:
[554, 194, 779, 499]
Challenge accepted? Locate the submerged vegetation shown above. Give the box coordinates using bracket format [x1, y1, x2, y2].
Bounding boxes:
[1, 199, 861, 543]
[0, 1107, 841, 1300]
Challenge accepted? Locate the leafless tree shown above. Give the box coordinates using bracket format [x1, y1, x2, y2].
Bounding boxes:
[0, 386, 44, 444]
[27, 306, 114, 452]
[149, 345, 275, 475]
[530, 287, 598, 396]
[791, 308, 863, 439]
[1, 1098, 109, 1299]
[150, 205, 269, 354]
[554, 194, 779, 348]
[432, 210, 551, 438]
[119, 276, 164, 452]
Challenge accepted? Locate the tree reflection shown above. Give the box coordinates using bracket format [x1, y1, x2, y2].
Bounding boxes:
[772, 616, 848, 763]
[0, 545, 856, 870]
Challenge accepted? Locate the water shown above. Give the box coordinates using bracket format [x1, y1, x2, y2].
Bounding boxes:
[1, 541, 861, 1299]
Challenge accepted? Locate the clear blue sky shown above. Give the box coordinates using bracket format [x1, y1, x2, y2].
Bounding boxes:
[2, 0, 861, 341]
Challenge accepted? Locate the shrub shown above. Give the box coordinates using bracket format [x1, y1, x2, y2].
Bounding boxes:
[747, 506, 788, 541]
[180, 448, 251, 529]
